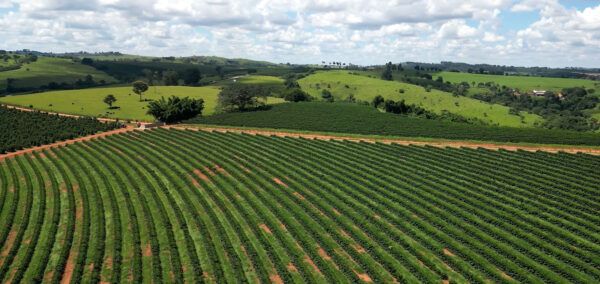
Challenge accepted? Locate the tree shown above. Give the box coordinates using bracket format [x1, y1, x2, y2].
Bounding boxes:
[218, 85, 269, 112]
[81, 58, 94, 65]
[372, 95, 385, 108]
[147, 96, 204, 123]
[381, 62, 393, 81]
[284, 88, 311, 102]
[103, 94, 117, 108]
[162, 70, 179, 86]
[182, 68, 202, 85]
[321, 89, 334, 102]
[132, 81, 149, 102]
[215, 66, 225, 79]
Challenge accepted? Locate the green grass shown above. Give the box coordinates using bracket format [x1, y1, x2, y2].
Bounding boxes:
[437, 71, 599, 93]
[298, 71, 543, 127]
[189, 102, 600, 146]
[236, 75, 284, 85]
[0, 57, 117, 90]
[0, 86, 286, 121]
[0, 129, 598, 283]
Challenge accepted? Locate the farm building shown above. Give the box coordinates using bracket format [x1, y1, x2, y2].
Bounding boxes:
[532, 90, 547, 96]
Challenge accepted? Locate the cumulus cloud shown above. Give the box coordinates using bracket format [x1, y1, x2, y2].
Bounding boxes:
[0, 0, 598, 67]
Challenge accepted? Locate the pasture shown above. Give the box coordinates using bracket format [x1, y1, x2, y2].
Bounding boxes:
[0, 86, 286, 121]
[0, 128, 598, 283]
[298, 71, 542, 128]
[437, 71, 599, 93]
[0, 57, 117, 90]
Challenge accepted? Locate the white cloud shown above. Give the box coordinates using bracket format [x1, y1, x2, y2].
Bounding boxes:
[0, 0, 598, 67]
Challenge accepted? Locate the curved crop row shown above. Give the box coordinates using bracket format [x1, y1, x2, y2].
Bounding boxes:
[0, 129, 598, 283]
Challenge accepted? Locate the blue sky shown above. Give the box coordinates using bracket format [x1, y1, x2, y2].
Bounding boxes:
[0, 0, 599, 67]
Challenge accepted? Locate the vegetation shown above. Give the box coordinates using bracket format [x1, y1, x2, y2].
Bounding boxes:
[0, 128, 598, 283]
[146, 96, 204, 123]
[473, 87, 599, 131]
[0, 86, 221, 121]
[0, 57, 117, 93]
[218, 84, 271, 112]
[298, 71, 542, 127]
[0, 106, 119, 153]
[103, 94, 117, 108]
[132, 81, 149, 102]
[189, 102, 600, 145]
[437, 71, 598, 93]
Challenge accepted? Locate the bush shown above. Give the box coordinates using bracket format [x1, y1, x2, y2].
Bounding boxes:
[146, 96, 204, 123]
[283, 88, 312, 102]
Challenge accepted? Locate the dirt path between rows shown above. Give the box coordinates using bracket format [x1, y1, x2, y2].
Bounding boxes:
[0, 126, 136, 161]
[169, 126, 600, 156]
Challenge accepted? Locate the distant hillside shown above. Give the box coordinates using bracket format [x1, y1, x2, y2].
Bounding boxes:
[436, 71, 599, 93]
[0, 56, 117, 94]
[298, 71, 543, 128]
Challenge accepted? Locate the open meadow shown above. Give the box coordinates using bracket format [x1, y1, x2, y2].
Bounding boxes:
[437, 71, 599, 93]
[298, 71, 543, 128]
[0, 86, 286, 121]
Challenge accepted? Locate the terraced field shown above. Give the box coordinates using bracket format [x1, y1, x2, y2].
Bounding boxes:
[0, 129, 598, 283]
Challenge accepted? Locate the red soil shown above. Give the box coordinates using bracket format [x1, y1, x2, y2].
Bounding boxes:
[259, 224, 273, 234]
[273, 178, 288, 188]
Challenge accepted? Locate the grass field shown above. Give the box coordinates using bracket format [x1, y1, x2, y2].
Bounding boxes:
[0, 57, 117, 90]
[437, 71, 599, 92]
[237, 75, 284, 85]
[0, 128, 598, 283]
[0, 86, 286, 121]
[190, 102, 600, 145]
[298, 71, 542, 127]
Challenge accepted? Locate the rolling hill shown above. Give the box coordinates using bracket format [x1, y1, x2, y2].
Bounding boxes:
[298, 71, 543, 128]
[437, 71, 599, 93]
[0, 57, 117, 92]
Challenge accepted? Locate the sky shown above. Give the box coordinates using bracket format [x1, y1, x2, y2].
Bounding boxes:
[0, 0, 599, 67]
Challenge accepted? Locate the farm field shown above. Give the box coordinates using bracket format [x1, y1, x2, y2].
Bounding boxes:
[190, 102, 600, 146]
[298, 71, 542, 128]
[0, 86, 286, 121]
[437, 71, 599, 93]
[0, 128, 598, 283]
[0, 106, 119, 154]
[0, 57, 117, 90]
[237, 75, 284, 85]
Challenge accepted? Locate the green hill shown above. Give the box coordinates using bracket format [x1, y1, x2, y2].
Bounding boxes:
[0, 57, 117, 91]
[298, 71, 543, 128]
[437, 71, 599, 93]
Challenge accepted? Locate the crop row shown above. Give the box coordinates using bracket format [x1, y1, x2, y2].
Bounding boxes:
[0, 128, 598, 283]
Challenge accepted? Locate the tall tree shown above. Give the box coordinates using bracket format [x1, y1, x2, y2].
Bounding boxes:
[103, 94, 117, 108]
[381, 62, 393, 81]
[162, 70, 179, 86]
[132, 81, 149, 102]
[182, 68, 202, 85]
